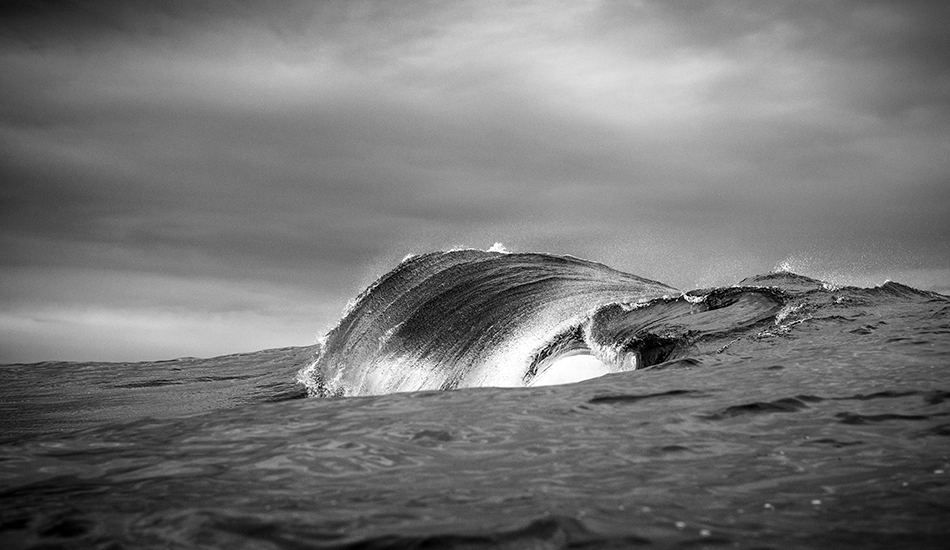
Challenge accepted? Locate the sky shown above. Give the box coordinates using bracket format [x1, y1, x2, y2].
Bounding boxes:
[1, 0, 948, 363]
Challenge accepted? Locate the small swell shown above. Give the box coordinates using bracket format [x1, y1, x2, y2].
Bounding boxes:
[834, 412, 932, 425]
[836, 391, 918, 401]
[639, 357, 702, 371]
[38, 517, 93, 539]
[736, 271, 826, 291]
[803, 438, 864, 448]
[916, 423, 950, 437]
[114, 374, 260, 389]
[113, 379, 183, 388]
[260, 385, 309, 402]
[923, 390, 950, 405]
[411, 430, 454, 443]
[848, 321, 887, 335]
[586, 389, 702, 406]
[794, 394, 825, 403]
[653, 444, 692, 454]
[702, 397, 812, 420]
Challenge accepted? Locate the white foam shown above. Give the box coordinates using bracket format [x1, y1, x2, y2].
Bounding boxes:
[774, 303, 803, 324]
[295, 359, 321, 396]
[683, 293, 706, 304]
[774, 259, 794, 273]
[528, 354, 611, 387]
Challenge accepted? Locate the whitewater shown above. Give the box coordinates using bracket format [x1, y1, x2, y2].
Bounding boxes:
[1, 249, 948, 549]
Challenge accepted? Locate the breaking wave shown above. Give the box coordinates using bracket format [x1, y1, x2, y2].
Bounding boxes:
[299, 249, 787, 397]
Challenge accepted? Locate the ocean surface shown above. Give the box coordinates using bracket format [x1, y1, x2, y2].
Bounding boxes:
[2, 249, 949, 549]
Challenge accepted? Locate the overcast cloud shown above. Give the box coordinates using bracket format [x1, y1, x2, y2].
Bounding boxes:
[1, 0, 948, 362]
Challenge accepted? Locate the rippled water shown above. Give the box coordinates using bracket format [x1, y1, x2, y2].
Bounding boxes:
[1, 280, 948, 549]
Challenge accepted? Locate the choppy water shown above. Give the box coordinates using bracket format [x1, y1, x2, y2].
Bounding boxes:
[1, 262, 949, 548]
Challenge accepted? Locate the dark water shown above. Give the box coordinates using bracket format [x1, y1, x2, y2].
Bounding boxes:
[1, 256, 949, 548]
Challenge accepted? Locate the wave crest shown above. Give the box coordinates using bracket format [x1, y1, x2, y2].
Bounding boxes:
[299, 251, 788, 397]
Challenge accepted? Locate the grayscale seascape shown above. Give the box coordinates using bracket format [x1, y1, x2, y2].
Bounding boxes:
[2, 250, 948, 549]
[2, 2, 949, 548]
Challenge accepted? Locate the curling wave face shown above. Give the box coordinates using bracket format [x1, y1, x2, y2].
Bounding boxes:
[299, 250, 787, 397]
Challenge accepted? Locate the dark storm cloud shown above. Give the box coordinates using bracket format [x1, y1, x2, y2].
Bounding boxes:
[1, 0, 948, 361]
